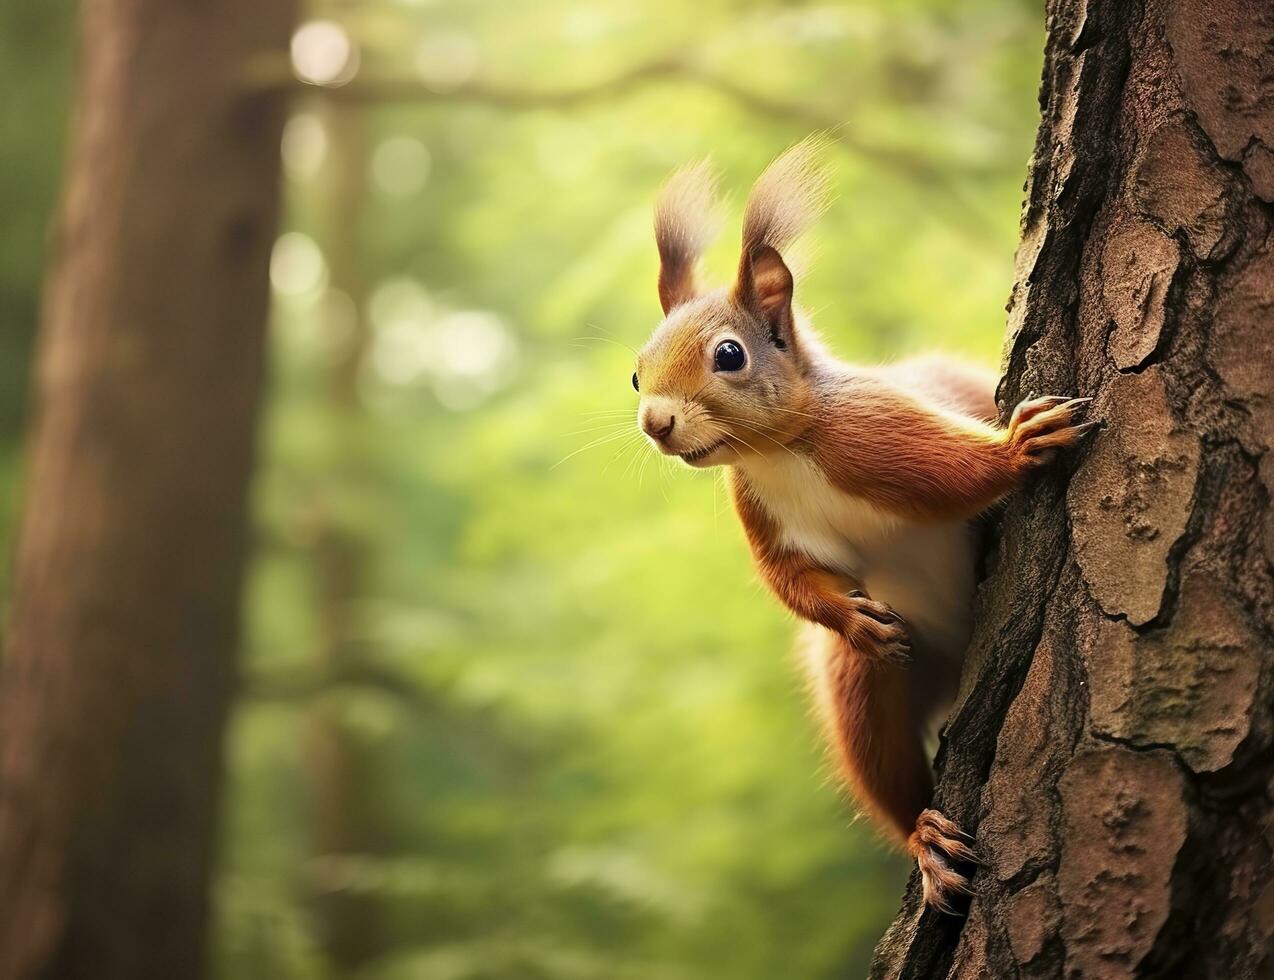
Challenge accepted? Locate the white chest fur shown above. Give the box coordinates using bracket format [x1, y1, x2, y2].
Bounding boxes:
[738, 453, 977, 663]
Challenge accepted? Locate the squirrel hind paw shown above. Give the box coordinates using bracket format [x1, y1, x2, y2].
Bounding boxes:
[909, 808, 977, 915]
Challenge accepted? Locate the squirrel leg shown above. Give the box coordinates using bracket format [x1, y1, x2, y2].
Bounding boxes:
[800, 628, 976, 913]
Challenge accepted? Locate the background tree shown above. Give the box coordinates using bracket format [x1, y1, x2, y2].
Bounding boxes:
[0, 1, 295, 978]
[301, 100, 394, 971]
[873, 1, 1274, 976]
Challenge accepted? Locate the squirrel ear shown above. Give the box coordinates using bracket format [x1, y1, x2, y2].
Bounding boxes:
[737, 245, 794, 350]
[732, 136, 829, 348]
[654, 160, 720, 316]
[658, 250, 697, 317]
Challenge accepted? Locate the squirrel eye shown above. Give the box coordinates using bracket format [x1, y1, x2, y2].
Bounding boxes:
[713, 340, 746, 372]
[631, 372, 639, 392]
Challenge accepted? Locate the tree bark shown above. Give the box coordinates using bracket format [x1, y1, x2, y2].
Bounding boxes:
[872, 1, 1274, 977]
[302, 101, 393, 972]
[0, 1, 294, 978]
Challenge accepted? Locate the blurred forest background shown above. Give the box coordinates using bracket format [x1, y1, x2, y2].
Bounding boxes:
[1, 0, 1044, 977]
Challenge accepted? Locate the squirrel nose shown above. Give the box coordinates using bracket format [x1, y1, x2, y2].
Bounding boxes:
[641, 411, 676, 442]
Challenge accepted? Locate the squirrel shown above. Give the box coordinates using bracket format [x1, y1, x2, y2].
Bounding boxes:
[631, 138, 1094, 912]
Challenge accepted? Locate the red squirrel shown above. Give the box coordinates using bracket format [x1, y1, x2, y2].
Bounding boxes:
[632, 139, 1093, 911]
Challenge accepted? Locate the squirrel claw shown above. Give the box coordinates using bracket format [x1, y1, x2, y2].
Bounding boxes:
[909, 809, 977, 915]
[1008, 394, 1100, 463]
[1008, 394, 1088, 428]
[844, 592, 911, 663]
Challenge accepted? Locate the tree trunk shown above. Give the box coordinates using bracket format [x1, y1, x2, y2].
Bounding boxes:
[303, 101, 393, 972]
[0, 1, 294, 978]
[873, 1, 1274, 977]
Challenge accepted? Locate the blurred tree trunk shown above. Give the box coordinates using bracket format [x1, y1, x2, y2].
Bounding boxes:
[0, 1, 294, 978]
[302, 101, 393, 972]
[873, 2, 1274, 977]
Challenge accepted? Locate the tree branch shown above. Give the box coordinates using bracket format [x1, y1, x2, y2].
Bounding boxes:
[245, 660, 434, 709]
[244, 53, 1000, 240]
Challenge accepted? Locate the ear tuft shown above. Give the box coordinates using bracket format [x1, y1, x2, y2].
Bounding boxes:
[740, 134, 832, 257]
[654, 159, 721, 315]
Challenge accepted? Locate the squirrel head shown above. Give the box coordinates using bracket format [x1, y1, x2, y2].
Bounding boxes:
[634, 138, 830, 467]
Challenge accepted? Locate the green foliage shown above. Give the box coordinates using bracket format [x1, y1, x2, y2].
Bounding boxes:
[2, 0, 1044, 977]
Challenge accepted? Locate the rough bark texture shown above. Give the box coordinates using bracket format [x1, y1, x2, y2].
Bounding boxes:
[872, 2, 1274, 977]
[0, 1, 294, 978]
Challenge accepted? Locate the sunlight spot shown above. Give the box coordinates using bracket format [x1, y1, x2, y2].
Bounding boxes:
[281, 113, 328, 180]
[270, 232, 326, 298]
[369, 277, 433, 332]
[434, 311, 513, 379]
[291, 20, 359, 87]
[413, 31, 479, 92]
[369, 278, 433, 386]
[371, 317, 429, 387]
[561, 8, 612, 43]
[367, 290, 518, 411]
[430, 311, 518, 411]
[370, 136, 432, 197]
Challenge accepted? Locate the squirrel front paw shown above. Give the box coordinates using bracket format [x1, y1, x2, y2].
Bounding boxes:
[908, 809, 977, 915]
[1007, 395, 1098, 466]
[844, 591, 911, 663]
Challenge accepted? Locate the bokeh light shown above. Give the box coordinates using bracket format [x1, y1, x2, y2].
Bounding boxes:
[290, 20, 359, 87]
[413, 31, 480, 92]
[269, 232, 326, 298]
[370, 136, 431, 197]
[281, 113, 328, 181]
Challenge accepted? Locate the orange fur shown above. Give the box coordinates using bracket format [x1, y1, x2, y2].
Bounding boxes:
[802, 630, 933, 838]
[807, 369, 1024, 523]
[731, 478, 911, 663]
